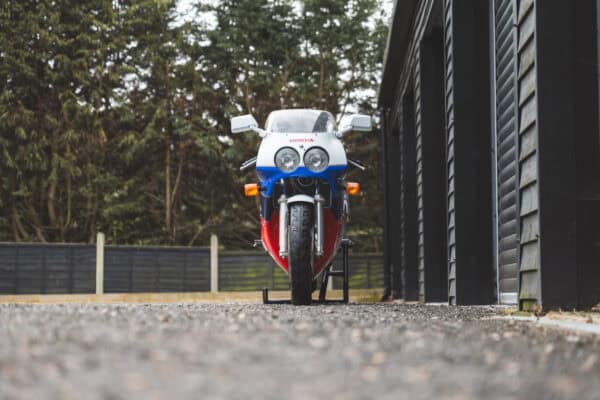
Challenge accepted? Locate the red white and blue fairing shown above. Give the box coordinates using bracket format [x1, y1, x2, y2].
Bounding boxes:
[255, 109, 348, 275]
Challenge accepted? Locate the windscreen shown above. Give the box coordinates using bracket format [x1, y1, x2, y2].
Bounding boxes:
[265, 110, 335, 133]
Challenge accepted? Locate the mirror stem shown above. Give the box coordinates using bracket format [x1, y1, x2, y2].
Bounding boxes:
[336, 126, 352, 138]
[251, 127, 267, 137]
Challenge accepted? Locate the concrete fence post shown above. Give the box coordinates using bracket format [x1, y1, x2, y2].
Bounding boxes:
[327, 269, 334, 291]
[210, 234, 218, 293]
[96, 232, 105, 295]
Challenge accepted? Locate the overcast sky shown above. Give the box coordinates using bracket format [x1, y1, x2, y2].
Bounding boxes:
[175, 0, 394, 27]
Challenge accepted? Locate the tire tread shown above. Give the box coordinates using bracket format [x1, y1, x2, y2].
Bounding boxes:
[289, 203, 313, 305]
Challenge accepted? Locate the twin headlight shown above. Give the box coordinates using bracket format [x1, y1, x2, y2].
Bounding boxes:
[274, 147, 329, 173]
[303, 148, 329, 172]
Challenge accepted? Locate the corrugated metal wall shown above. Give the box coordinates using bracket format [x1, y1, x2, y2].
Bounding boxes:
[494, 0, 519, 304]
[516, 0, 541, 309]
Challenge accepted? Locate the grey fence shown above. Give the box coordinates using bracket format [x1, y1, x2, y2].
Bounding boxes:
[332, 253, 384, 290]
[0, 243, 210, 294]
[0, 243, 96, 294]
[219, 251, 290, 291]
[0, 242, 382, 294]
[104, 246, 210, 293]
[219, 251, 384, 291]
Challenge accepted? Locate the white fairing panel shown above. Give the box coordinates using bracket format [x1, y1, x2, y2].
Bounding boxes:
[256, 131, 347, 168]
[256, 110, 347, 167]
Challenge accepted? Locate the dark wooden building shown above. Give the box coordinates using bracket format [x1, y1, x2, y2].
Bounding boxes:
[379, 0, 600, 310]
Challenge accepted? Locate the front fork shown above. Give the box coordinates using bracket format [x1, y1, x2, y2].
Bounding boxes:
[314, 192, 325, 257]
[278, 194, 288, 258]
[277, 190, 325, 259]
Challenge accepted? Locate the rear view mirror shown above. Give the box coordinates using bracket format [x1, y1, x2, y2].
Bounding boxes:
[336, 114, 373, 138]
[349, 114, 372, 132]
[230, 114, 266, 137]
[231, 114, 259, 134]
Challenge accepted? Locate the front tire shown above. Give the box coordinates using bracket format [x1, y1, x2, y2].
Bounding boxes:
[289, 203, 314, 305]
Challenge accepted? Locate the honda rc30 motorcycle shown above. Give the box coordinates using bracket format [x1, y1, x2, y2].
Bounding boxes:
[231, 109, 372, 305]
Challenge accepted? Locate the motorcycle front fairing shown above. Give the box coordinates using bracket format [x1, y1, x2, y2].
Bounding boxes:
[233, 109, 372, 304]
[254, 116, 349, 276]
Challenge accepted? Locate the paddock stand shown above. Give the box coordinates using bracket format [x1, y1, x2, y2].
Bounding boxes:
[262, 239, 352, 305]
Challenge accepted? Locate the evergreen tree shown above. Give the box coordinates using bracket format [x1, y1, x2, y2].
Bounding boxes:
[0, 0, 389, 250]
[0, 0, 127, 242]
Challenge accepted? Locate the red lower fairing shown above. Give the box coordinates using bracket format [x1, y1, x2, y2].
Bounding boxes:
[260, 208, 342, 276]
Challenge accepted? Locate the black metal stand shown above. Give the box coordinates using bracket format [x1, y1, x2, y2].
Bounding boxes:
[261, 288, 291, 304]
[262, 239, 352, 305]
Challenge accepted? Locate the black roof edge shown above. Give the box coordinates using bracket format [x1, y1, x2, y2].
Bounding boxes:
[378, 0, 419, 108]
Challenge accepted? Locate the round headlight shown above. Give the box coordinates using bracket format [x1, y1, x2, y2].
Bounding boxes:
[275, 147, 300, 172]
[303, 147, 329, 172]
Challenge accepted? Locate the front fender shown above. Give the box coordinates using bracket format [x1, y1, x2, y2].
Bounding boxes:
[287, 194, 314, 204]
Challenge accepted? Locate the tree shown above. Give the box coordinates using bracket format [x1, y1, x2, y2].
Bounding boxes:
[0, 0, 126, 242]
[0, 0, 389, 251]
[193, 0, 388, 250]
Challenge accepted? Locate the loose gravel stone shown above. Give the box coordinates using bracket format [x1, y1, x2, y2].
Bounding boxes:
[0, 303, 599, 399]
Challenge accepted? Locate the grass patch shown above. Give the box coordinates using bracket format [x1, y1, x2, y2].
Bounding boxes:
[353, 289, 383, 303]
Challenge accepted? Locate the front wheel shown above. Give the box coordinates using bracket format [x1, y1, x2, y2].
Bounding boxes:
[289, 203, 314, 305]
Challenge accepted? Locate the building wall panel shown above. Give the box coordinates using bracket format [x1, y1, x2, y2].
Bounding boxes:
[414, 54, 425, 302]
[444, 0, 456, 304]
[445, 0, 495, 305]
[516, 0, 540, 307]
[419, 22, 448, 302]
[494, 0, 520, 301]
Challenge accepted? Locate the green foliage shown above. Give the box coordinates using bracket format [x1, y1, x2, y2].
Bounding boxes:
[0, 0, 388, 250]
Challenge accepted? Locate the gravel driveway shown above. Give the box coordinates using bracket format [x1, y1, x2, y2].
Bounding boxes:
[1, 303, 598, 399]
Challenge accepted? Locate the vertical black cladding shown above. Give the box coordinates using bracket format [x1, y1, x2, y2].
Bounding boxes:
[575, 0, 600, 308]
[515, 0, 540, 309]
[534, 1, 579, 309]
[494, 0, 519, 303]
[388, 120, 404, 299]
[380, 109, 392, 299]
[445, 0, 495, 305]
[382, 109, 403, 299]
[380, 0, 600, 309]
[574, 0, 600, 308]
[401, 91, 419, 301]
[419, 26, 448, 302]
[444, 0, 457, 304]
[514, 0, 600, 310]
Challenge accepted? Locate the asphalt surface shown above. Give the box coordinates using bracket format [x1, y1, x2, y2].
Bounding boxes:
[1, 303, 599, 400]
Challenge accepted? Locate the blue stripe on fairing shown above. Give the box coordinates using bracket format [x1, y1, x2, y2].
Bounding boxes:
[256, 165, 347, 196]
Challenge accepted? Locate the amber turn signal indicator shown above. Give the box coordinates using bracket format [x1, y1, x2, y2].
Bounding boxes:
[244, 183, 259, 197]
[346, 182, 360, 196]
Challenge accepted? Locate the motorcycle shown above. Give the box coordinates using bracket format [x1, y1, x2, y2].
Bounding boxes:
[231, 109, 372, 305]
